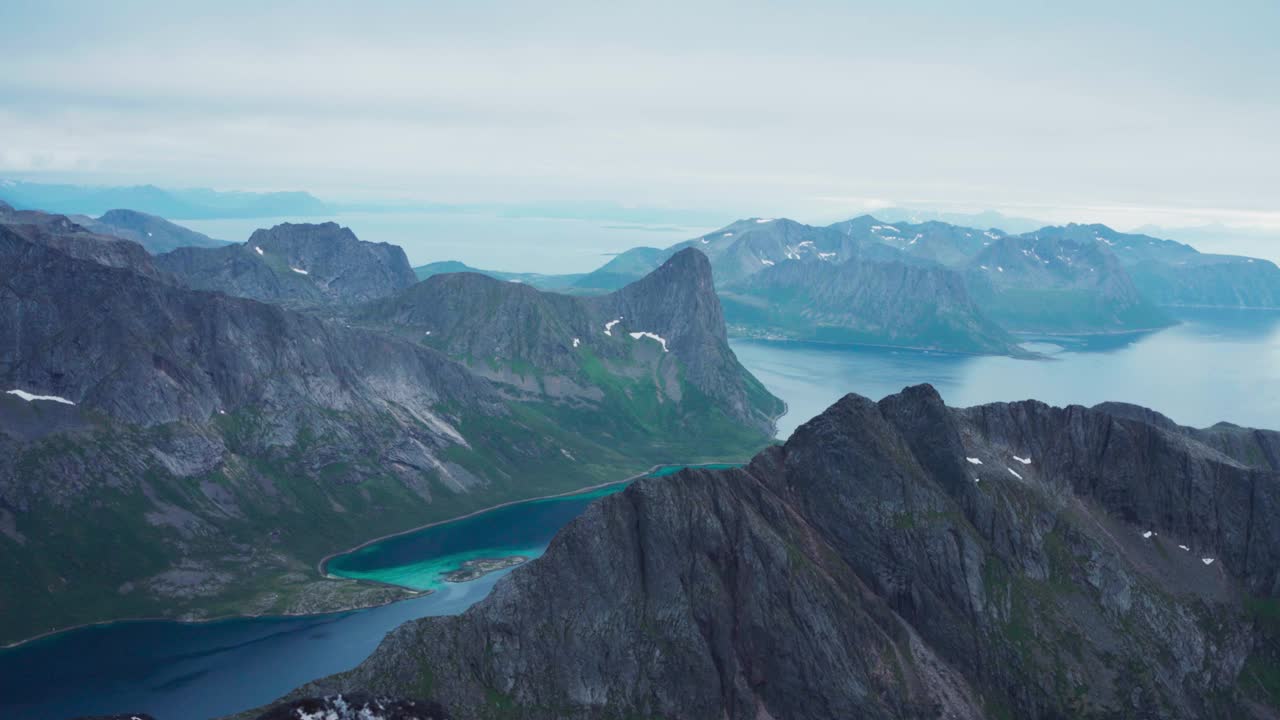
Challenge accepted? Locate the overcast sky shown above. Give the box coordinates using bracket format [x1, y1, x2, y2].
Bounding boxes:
[2, 0, 1277, 230]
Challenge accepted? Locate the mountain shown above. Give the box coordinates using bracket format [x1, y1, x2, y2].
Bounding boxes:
[0, 179, 332, 219]
[412, 260, 586, 290]
[1020, 224, 1280, 309]
[0, 200, 164, 279]
[964, 234, 1174, 333]
[360, 248, 783, 437]
[154, 222, 419, 307]
[71, 209, 231, 253]
[273, 385, 1280, 719]
[872, 207, 1052, 235]
[719, 256, 1022, 354]
[0, 230, 778, 645]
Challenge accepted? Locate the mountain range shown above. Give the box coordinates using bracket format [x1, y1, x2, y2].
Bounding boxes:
[0, 208, 780, 646]
[440, 215, 1279, 353]
[0, 180, 332, 219]
[262, 385, 1280, 719]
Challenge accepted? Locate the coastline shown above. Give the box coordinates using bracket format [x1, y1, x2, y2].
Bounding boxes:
[2, 459, 755, 652]
[317, 459, 749, 578]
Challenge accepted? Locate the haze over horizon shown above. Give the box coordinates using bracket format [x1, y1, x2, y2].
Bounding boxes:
[2, 0, 1277, 237]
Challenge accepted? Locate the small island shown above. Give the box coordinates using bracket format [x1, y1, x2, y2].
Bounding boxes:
[442, 556, 529, 583]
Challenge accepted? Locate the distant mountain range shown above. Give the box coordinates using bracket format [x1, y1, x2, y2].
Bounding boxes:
[0, 179, 332, 219]
[437, 214, 1279, 353]
[72, 208, 231, 253]
[269, 385, 1280, 719]
[0, 207, 780, 645]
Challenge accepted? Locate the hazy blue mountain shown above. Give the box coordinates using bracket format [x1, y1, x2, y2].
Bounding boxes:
[0, 229, 778, 646]
[276, 385, 1280, 719]
[1027, 223, 1280, 308]
[872, 206, 1051, 234]
[72, 208, 231, 253]
[412, 260, 586, 290]
[719, 256, 1022, 354]
[964, 234, 1174, 333]
[0, 179, 332, 219]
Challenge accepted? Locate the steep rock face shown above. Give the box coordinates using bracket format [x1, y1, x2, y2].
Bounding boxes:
[295, 386, 1280, 719]
[155, 222, 416, 307]
[0, 203, 163, 279]
[359, 249, 783, 436]
[0, 225, 489, 428]
[74, 208, 229, 254]
[965, 235, 1173, 332]
[720, 255, 1020, 354]
[0, 232, 778, 646]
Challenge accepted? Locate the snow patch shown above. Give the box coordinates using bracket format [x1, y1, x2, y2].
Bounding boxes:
[760, 258, 775, 266]
[966, 457, 983, 465]
[629, 331, 669, 352]
[572, 337, 580, 348]
[997, 266, 1004, 272]
[1178, 544, 1189, 551]
[290, 267, 309, 275]
[1012, 455, 1031, 465]
[1007, 468, 1022, 479]
[1202, 557, 1215, 565]
[1142, 531, 1153, 539]
[755, 218, 773, 223]
[254, 246, 264, 255]
[6, 389, 75, 405]
[604, 318, 622, 336]
[818, 252, 836, 261]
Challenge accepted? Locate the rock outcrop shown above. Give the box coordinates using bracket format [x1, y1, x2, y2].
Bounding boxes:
[289, 386, 1280, 719]
[155, 222, 417, 307]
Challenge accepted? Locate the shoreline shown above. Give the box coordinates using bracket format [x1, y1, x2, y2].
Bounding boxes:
[317, 459, 749, 577]
[2, 459, 756, 652]
[0, 586, 423, 652]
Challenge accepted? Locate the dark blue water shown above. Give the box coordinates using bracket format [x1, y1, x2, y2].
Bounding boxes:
[733, 307, 1280, 438]
[4, 308, 1276, 719]
[0, 467, 720, 720]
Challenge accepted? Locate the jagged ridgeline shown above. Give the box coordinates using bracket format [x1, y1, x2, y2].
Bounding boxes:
[0, 213, 781, 646]
[280, 386, 1280, 720]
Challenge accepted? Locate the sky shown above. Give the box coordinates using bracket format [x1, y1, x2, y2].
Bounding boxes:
[2, 0, 1278, 234]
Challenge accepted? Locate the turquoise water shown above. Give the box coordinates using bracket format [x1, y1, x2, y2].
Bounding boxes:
[732, 307, 1280, 438]
[326, 466, 739, 591]
[0, 465, 729, 720]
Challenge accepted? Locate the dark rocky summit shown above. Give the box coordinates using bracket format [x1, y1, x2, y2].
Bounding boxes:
[0, 201, 164, 279]
[0, 229, 777, 645]
[282, 385, 1280, 719]
[155, 222, 418, 307]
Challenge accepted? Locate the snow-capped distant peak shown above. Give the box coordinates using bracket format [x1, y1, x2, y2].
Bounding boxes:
[755, 218, 773, 223]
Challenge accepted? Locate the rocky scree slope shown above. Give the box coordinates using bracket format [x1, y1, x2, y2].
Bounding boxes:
[287, 385, 1280, 719]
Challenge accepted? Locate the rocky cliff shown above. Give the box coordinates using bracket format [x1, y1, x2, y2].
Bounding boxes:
[359, 249, 782, 436]
[287, 386, 1280, 719]
[155, 222, 417, 307]
[0, 231, 778, 646]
